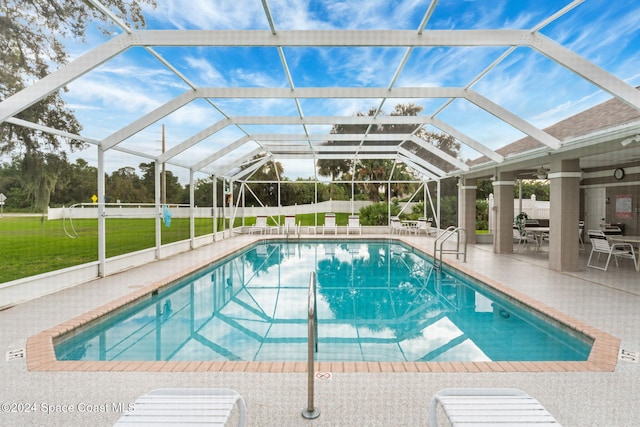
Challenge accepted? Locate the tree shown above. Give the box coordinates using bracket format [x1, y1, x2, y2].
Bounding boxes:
[317, 103, 461, 202]
[242, 155, 284, 207]
[515, 180, 550, 201]
[42, 158, 98, 206]
[0, 0, 156, 212]
[106, 167, 148, 203]
[16, 150, 71, 212]
[192, 177, 213, 207]
[0, 161, 30, 209]
[139, 162, 187, 204]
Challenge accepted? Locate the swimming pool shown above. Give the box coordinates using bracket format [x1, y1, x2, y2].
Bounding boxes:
[54, 240, 592, 363]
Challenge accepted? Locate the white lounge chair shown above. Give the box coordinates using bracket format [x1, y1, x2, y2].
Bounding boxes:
[323, 213, 337, 235]
[114, 388, 247, 426]
[346, 215, 361, 235]
[429, 388, 561, 426]
[249, 216, 268, 234]
[282, 215, 299, 235]
[587, 230, 637, 271]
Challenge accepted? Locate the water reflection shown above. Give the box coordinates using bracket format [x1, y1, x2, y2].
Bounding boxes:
[56, 241, 591, 363]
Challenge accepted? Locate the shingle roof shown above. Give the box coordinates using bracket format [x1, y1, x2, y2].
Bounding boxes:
[468, 88, 640, 166]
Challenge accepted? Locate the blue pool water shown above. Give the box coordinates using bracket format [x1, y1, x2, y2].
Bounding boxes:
[55, 240, 592, 363]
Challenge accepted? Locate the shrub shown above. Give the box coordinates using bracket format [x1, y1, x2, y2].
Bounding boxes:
[476, 199, 488, 230]
[359, 201, 400, 225]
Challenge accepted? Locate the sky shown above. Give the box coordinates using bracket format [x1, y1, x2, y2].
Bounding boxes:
[49, 0, 640, 183]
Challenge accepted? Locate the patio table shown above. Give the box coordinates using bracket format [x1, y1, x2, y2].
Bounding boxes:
[607, 235, 640, 272]
[401, 220, 419, 234]
[525, 226, 549, 248]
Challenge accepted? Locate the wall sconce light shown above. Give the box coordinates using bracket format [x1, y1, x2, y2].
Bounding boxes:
[620, 135, 640, 146]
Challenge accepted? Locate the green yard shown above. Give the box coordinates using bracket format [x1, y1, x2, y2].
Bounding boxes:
[0, 216, 216, 283]
[0, 213, 350, 283]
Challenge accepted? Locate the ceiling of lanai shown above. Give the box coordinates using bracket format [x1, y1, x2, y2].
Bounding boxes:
[2, 0, 640, 183]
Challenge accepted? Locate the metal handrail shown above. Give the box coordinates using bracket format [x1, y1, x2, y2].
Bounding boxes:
[302, 271, 320, 419]
[433, 226, 467, 270]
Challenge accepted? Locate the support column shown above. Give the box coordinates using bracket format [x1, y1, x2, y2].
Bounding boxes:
[351, 181, 355, 215]
[154, 161, 162, 260]
[189, 170, 195, 249]
[549, 159, 581, 271]
[436, 180, 441, 229]
[97, 147, 106, 277]
[212, 176, 218, 241]
[459, 177, 477, 244]
[492, 173, 515, 254]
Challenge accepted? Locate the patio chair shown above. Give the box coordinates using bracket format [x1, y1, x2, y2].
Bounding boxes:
[282, 215, 299, 235]
[416, 217, 434, 236]
[578, 221, 585, 250]
[346, 215, 361, 235]
[513, 227, 539, 252]
[114, 388, 247, 426]
[428, 388, 561, 426]
[249, 216, 268, 234]
[323, 213, 338, 235]
[390, 216, 405, 234]
[587, 230, 637, 271]
[602, 225, 623, 236]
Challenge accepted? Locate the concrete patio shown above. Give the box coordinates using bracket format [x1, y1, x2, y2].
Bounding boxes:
[1, 233, 639, 426]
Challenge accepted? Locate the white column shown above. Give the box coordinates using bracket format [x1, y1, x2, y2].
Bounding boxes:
[549, 159, 582, 272]
[154, 161, 162, 259]
[492, 173, 515, 254]
[459, 178, 477, 244]
[212, 176, 218, 240]
[97, 147, 106, 277]
[189, 170, 195, 249]
[436, 179, 441, 229]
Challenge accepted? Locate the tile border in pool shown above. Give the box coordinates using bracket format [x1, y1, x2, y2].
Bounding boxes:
[26, 235, 620, 373]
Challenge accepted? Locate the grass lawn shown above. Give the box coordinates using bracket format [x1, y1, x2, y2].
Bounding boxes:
[0, 212, 404, 283]
[260, 213, 350, 226]
[0, 216, 216, 283]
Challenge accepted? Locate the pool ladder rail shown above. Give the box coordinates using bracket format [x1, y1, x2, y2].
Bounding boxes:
[302, 271, 320, 420]
[283, 221, 302, 240]
[433, 226, 467, 270]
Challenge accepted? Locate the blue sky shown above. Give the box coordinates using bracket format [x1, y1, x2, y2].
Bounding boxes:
[56, 0, 640, 182]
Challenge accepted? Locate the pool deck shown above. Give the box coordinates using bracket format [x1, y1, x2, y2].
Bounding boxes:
[2, 233, 640, 425]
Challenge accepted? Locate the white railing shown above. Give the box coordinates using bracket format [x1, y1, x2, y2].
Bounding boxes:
[301, 271, 320, 420]
[433, 226, 467, 270]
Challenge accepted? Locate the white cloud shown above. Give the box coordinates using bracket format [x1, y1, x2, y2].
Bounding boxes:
[75, 80, 158, 111]
[184, 56, 227, 85]
[147, 0, 268, 29]
[166, 102, 218, 126]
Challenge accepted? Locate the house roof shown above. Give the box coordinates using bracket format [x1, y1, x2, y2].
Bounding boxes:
[468, 88, 640, 167]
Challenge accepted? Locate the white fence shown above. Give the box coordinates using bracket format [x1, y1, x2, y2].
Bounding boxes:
[47, 200, 417, 220]
[487, 194, 550, 234]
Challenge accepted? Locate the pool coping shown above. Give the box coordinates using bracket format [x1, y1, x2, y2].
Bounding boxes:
[26, 235, 620, 373]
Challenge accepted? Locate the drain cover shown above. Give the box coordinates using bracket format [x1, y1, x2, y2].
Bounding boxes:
[315, 372, 332, 380]
[619, 349, 639, 363]
[5, 348, 25, 361]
